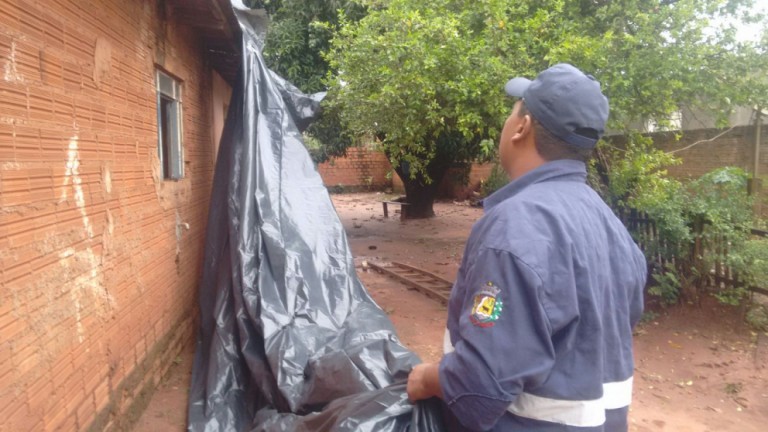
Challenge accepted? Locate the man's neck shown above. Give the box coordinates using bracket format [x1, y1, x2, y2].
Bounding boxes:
[507, 154, 547, 181]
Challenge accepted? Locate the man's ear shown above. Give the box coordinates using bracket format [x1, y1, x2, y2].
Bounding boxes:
[510, 114, 533, 144]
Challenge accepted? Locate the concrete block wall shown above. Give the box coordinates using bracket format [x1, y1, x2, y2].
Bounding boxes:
[316, 147, 393, 191]
[0, 1, 215, 430]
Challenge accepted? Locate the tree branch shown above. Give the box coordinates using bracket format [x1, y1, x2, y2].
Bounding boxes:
[667, 126, 737, 154]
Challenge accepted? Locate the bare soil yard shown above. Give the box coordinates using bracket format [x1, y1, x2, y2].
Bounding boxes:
[135, 192, 768, 432]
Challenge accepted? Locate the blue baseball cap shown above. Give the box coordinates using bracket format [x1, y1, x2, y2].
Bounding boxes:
[504, 63, 609, 149]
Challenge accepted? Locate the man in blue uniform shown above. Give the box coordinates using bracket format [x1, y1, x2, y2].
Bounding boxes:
[407, 64, 647, 432]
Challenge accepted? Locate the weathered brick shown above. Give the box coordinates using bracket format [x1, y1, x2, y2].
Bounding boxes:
[83, 363, 108, 399]
[0, 348, 14, 393]
[0, 81, 28, 120]
[75, 396, 96, 430]
[93, 377, 110, 409]
[0, 172, 28, 196]
[50, 355, 75, 391]
[40, 10, 65, 49]
[12, 342, 42, 378]
[44, 403, 77, 432]
[17, 0, 45, 43]
[2, 0, 218, 428]
[26, 374, 55, 417]
[62, 60, 82, 91]
[27, 87, 55, 124]
[5, 402, 44, 432]
[3, 260, 31, 284]
[0, 2, 21, 31]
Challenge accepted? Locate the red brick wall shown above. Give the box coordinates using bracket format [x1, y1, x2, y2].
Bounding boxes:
[316, 147, 393, 190]
[620, 126, 767, 216]
[326, 126, 767, 209]
[437, 163, 494, 199]
[390, 163, 495, 199]
[652, 126, 765, 179]
[0, 1, 214, 430]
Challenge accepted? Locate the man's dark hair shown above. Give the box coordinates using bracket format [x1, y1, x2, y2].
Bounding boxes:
[517, 102, 594, 162]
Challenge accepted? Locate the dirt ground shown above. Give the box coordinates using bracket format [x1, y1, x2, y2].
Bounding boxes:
[135, 192, 768, 431]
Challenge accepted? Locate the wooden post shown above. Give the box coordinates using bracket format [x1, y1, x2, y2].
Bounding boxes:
[749, 108, 763, 216]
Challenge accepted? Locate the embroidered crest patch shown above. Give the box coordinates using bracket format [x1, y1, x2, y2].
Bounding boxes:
[470, 282, 503, 327]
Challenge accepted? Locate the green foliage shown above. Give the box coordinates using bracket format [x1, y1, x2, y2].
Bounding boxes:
[304, 97, 355, 162]
[687, 167, 753, 233]
[249, 0, 366, 161]
[480, 164, 509, 198]
[638, 311, 659, 324]
[325, 0, 767, 214]
[327, 0, 513, 180]
[687, 167, 754, 304]
[254, 0, 768, 223]
[258, 0, 366, 93]
[648, 264, 681, 307]
[599, 147, 760, 305]
[477, 139, 499, 164]
[729, 238, 768, 290]
[745, 303, 768, 332]
[597, 134, 690, 260]
[477, 138, 508, 197]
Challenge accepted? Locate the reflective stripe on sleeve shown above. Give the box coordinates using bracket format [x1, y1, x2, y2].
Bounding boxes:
[443, 328, 455, 354]
[507, 391, 605, 427]
[506, 377, 633, 426]
[442, 329, 634, 428]
[603, 377, 633, 410]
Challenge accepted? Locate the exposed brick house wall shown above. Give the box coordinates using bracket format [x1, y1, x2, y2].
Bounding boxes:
[316, 147, 392, 191]
[0, 1, 217, 430]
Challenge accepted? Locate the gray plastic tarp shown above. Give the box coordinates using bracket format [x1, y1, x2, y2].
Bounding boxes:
[186, 3, 444, 431]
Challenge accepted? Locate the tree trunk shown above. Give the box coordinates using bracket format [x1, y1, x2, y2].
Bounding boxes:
[387, 132, 469, 219]
[401, 176, 439, 218]
[393, 158, 451, 219]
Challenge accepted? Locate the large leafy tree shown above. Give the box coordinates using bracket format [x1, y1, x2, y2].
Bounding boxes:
[245, 0, 367, 161]
[326, 0, 767, 218]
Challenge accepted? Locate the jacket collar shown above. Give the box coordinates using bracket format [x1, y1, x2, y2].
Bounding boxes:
[483, 160, 588, 212]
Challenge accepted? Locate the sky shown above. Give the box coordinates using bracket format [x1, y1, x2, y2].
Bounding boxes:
[724, 1, 767, 43]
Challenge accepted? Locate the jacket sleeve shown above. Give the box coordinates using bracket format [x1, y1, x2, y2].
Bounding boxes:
[439, 247, 555, 431]
[628, 246, 647, 328]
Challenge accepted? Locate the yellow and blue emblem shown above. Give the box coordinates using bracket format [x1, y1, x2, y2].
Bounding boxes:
[470, 282, 503, 327]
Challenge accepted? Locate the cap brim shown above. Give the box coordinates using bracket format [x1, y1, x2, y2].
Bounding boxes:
[505, 77, 531, 97]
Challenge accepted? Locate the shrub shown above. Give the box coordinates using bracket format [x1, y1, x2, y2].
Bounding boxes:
[596, 134, 762, 307]
[480, 164, 509, 197]
[746, 303, 768, 332]
[729, 238, 768, 291]
[648, 264, 681, 306]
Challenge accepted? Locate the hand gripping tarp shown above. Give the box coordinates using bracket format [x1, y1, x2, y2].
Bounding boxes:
[186, 3, 444, 431]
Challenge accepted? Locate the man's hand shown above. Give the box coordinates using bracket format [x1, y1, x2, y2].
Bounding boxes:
[407, 362, 443, 402]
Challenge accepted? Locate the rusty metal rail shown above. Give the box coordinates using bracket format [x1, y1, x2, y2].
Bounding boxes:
[367, 261, 453, 304]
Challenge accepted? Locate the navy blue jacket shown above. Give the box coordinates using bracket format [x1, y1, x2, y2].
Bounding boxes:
[439, 160, 646, 431]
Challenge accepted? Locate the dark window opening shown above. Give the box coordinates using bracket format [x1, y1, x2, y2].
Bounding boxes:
[156, 70, 183, 180]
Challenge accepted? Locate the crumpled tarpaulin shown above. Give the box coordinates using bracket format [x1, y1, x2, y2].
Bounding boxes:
[187, 3, 444, 431]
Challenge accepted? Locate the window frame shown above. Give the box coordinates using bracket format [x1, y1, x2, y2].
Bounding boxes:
[155, 69, 184, 180]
